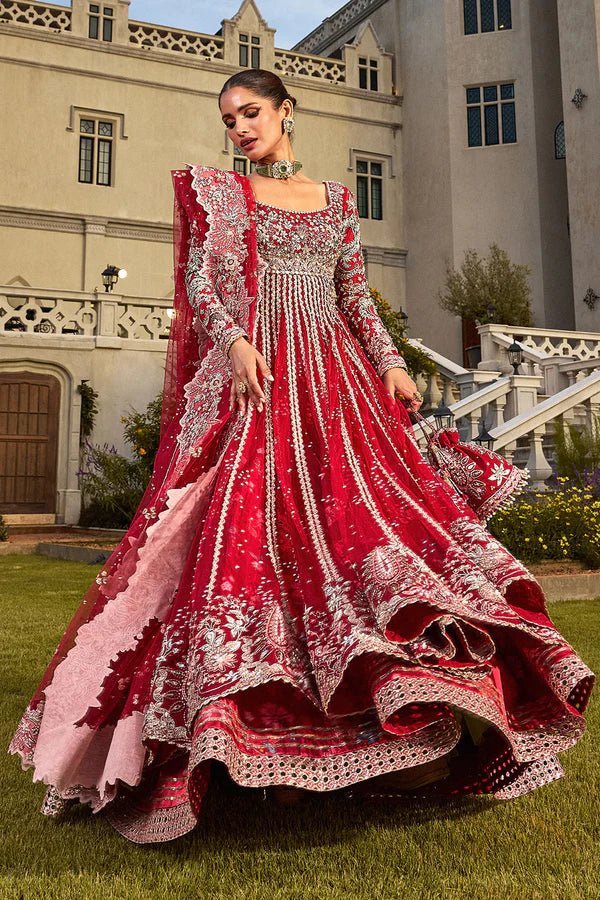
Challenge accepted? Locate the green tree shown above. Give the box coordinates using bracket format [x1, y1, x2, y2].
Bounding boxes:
[438, 244, 533, 327]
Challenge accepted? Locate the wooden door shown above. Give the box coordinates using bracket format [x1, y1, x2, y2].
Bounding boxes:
[0, 373, 60, 514]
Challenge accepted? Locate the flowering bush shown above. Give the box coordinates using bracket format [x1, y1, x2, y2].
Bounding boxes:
[489, 480, 600, 568]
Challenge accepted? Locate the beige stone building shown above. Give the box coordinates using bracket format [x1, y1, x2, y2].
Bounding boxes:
[0, 0, 405, 522]
[297, 0, 600, 361]
[1, 0, 599, 524]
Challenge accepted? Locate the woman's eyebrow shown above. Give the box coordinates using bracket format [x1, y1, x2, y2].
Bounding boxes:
[221, 102, 259, 121]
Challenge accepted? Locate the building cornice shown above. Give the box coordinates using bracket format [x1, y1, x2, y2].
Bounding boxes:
[0, 22, 401, 107]
[364, 246, 407, 268]
[0, 206, 172, 242]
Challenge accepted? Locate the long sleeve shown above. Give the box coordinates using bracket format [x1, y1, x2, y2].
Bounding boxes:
[184, 226, 249, 358]
[334, 187, 408, 378]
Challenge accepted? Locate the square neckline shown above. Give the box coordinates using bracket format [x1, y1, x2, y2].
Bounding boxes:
[248, 179, 332, 214]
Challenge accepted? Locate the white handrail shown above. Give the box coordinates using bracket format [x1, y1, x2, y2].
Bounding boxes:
[489, 371, 600, 449]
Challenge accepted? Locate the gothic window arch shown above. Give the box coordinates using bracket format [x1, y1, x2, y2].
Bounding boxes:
[554, 121, 566, 159]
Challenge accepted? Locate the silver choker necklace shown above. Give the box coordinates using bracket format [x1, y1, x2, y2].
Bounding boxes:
[255, 159, 302, 179]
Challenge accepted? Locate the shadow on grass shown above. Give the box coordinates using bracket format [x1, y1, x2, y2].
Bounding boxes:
[39, 765, 493, 864]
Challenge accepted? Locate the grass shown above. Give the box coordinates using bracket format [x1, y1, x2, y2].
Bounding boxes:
[0, 554, 598, 900]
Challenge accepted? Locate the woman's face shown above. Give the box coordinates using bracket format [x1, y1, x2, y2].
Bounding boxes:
[219, 86, 292, 162]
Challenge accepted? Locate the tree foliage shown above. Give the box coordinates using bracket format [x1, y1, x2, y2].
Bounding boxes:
[371, 288, 437, 377]
[438, 244, 533, 327]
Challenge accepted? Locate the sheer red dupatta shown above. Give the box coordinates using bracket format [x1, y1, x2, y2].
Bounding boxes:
[9, 168, 259, 757]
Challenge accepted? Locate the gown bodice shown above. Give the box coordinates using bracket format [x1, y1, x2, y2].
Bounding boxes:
[254, 181, 345, 278]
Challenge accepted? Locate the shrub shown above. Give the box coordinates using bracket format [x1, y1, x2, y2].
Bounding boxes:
[0, 515, 8, 542]
[78, 394, 163, 529]
[77, 381, 99, 442]
[78, 442, 149, 528]
[489, 482, 600, 568]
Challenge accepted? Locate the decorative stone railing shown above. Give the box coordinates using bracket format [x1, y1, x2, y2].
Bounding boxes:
[0, 0, 71, 30]
[489, 372, 600, 488]
[274, 48, 346, 84]
[480, 323, 600, 362]
[0, 287, 172, 342]
[128, 20, 224, 60]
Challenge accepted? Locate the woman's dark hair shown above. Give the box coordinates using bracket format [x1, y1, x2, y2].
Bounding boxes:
[218, 69, 297, 112]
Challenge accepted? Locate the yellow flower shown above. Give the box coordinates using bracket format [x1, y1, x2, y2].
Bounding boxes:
[139, 448, 147, 456]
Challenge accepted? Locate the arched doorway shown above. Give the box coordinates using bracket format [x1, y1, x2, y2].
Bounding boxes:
[0, 372, 60, 515]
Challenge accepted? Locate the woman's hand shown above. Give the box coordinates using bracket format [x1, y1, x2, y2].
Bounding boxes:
[228, 336, 274, 415]
[382, 367, 424, 412]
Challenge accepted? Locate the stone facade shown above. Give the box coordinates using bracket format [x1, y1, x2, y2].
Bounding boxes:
[296, 0, 600, 358]
[0, 0, 404, 521]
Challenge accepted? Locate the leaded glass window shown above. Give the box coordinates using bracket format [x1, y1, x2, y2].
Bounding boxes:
[239, 33, 261, 68]
[466, 83, 517, 147]
[78, 118, 114, 185]
[356, 159, 383, 220]
[554, 121, 566, 159]
[358, 57, 379, 92]
[464, 0, 512, 34]
[88, 3, 113, 42]
[232, 145, 256, 176]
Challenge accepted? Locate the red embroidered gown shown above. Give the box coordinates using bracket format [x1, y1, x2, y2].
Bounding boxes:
[8, 177, 594, 844]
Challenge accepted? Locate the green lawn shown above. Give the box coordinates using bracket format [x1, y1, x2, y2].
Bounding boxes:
[1, 554, 598, 900]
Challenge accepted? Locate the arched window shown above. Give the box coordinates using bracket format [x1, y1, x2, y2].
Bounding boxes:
[554, 121, 566, 159]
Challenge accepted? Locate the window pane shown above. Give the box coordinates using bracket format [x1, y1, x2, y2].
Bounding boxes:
[370, 68, 378, 91]
[89, 3, 99, 11]
[369, 59, 377, 68]
[500, 83, 514, 100]
[464, 0, 478, 34]
[357, 177, 369, 217]
[466, 87, 480, 104]
[79, 136, 93, 183]
[370, 162, 382, 176]
[480, 0, 495, 31]
[371, 179, 382, 220]
[501, 102, 517, 143]
[554, 120, 566, 159]
[497, 0, 512, 29]
[98, 121, 113, 137]
[356, 160, 368, 174]
[97, 139, 112, 185]
[251, 46, 260, 68]
[484, 103, 499, 144]
[483, 85, 497, 102]
[251, 35, 260, 44]
[88, 15, 98, 39]
[239, 33, 248, 42]
[358, 56, 367, 65]
[104, 6, 113, 14]
[359, 68, 367, 89]
[103, 17, 113, 41]
[233, 157, 247, 174]
[239, 44, 248, 67]
[80, 118, 95, 134]
[467, 106, 482, 146]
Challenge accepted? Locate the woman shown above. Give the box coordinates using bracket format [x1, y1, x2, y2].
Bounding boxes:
[8, 70, 594, 844]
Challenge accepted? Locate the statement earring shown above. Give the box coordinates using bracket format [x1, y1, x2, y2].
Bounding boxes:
[282, 117, 295, 135]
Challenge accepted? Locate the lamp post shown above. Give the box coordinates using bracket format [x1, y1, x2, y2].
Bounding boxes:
[507, 339, 523, 375]
[433, 402, 455, 431]
[399, 307, 409, 331]
[474, 420, 495, 450]
[101, 265, 128, 293]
